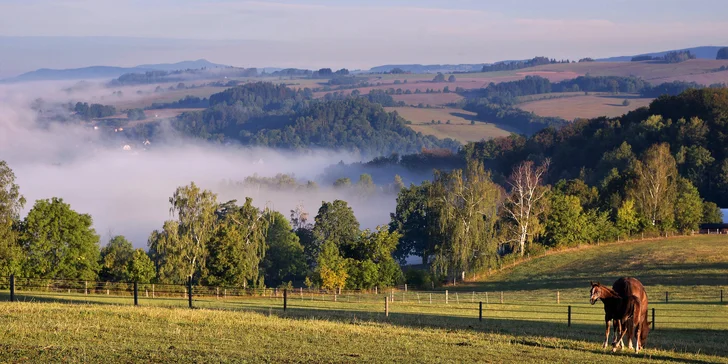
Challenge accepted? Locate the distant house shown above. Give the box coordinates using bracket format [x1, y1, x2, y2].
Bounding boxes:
[699, 223, 728, 234]
[122, 145, 131, 151]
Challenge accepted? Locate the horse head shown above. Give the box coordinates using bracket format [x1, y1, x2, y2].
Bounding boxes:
[589, 281, 602, 305]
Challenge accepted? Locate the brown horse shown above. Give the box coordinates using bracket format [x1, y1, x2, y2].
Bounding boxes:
[589, 278, 649, 352]
[612, 277, 649, 353]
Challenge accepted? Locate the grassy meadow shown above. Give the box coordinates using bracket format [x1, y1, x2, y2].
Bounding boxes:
[2, 235, 728, 362]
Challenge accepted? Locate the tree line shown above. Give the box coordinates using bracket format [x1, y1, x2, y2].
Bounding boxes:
[467, 75, 703, 105]
[480, 57, 570, 73]
[0, 163, 403, 290]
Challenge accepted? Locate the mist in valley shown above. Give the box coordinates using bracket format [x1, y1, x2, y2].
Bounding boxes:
[0, 81, 413, 249]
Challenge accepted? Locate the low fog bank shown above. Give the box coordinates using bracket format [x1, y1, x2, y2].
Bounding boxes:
[0, 84, 403, 249]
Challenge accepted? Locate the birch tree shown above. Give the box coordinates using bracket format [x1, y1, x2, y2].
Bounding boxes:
[502, 159, 550, 256]
[167, 182, 218, 282]
[629, 143, 677, 229]
[0, 161, 25, 276]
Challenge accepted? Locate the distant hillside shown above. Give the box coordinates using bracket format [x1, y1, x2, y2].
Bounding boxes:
[368, 64, 488, 74]
[598, 46, 726, 62]
[136, 59, 228, 72]
[1, 59, 229, 83]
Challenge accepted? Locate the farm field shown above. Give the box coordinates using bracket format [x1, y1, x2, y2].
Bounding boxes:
[525, 59, 728, 84]
[519, 94, 654, 120]
[386, 106, 517, 142]
[2, 235, 728, 362]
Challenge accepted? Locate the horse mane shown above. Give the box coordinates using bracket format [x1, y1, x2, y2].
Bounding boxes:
[591, 281, 621, 298]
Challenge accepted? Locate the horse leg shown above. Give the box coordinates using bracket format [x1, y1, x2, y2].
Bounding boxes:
[612, 320, 624, 352]
[603, 319, 610, 348]
[635, 323, 642, 353]
[627, 319, 634, 350]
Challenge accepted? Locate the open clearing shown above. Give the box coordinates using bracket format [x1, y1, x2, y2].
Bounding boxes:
[386, 107, 517, 142]
[519, 94, 654, 120]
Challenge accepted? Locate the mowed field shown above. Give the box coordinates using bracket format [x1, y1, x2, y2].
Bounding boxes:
[2, 235, 727, 362]
[386, 107, 517, 142]
[520, 94, 654, 120]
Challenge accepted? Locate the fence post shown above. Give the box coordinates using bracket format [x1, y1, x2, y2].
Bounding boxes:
[85, 281, 88, 295]
[284, 289, 288, 311]
[187, 277, 193, 309]
[568, 305, 572, 327]
[665, 291, 668, 303]
[651, 308, 655, 330]
[133, 282, 138, 306]
[429, 293, 432, 304]
[500, 291, 504, 304]
[404, 284, 407, 292]
[486, 292, 489, 304]
[385, 296, 389, 317]
[557, 291, 560, 304]
[479, 301, 483, 322]
[445, 290, 449, 304]
[721, 289, 723, 303]
[375, 286, 378, 295]
[152, 284, 155, 298]
[472, 291, 475, 303]
[9, 274, 15, 302]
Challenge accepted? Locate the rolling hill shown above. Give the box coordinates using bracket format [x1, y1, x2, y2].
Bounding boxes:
[461, 235, 728, 294]
[598, 46, 727, 62]
[0, 59, 229, 83]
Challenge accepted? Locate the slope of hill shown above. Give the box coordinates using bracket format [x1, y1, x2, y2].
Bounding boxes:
[1, 59, 229, 83]
[462, 235, 728, 293]
[598, 46, 727, 62]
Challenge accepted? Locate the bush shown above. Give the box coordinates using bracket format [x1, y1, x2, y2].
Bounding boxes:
[622, 99, 631, 106]
[525, 243, 547, 258]
[404, 269, 433, 289]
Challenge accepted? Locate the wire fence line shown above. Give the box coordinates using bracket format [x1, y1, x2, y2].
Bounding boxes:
[1, 275, 726, 331]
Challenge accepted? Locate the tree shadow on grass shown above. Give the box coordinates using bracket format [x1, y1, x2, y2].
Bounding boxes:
[2, 291, 726, 362]
[263, 305, 728, 362]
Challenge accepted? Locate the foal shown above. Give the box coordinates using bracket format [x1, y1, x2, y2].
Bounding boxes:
[589, 281, 630, 349]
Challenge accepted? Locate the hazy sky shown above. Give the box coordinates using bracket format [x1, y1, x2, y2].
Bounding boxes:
[1, 0, 727, 76]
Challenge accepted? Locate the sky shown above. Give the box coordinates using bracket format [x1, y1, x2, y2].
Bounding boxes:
[1, 0, 727, 76]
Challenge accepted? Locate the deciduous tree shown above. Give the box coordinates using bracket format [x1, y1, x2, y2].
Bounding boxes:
[20, 197, 100, 280]
[0, 161, 25, 276]
[502, 159, 550, 256]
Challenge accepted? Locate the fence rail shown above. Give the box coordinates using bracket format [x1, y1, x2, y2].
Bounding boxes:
[2, 275, 726, 331]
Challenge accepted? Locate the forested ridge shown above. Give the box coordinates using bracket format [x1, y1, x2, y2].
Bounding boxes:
[171, 82, 459, 156]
